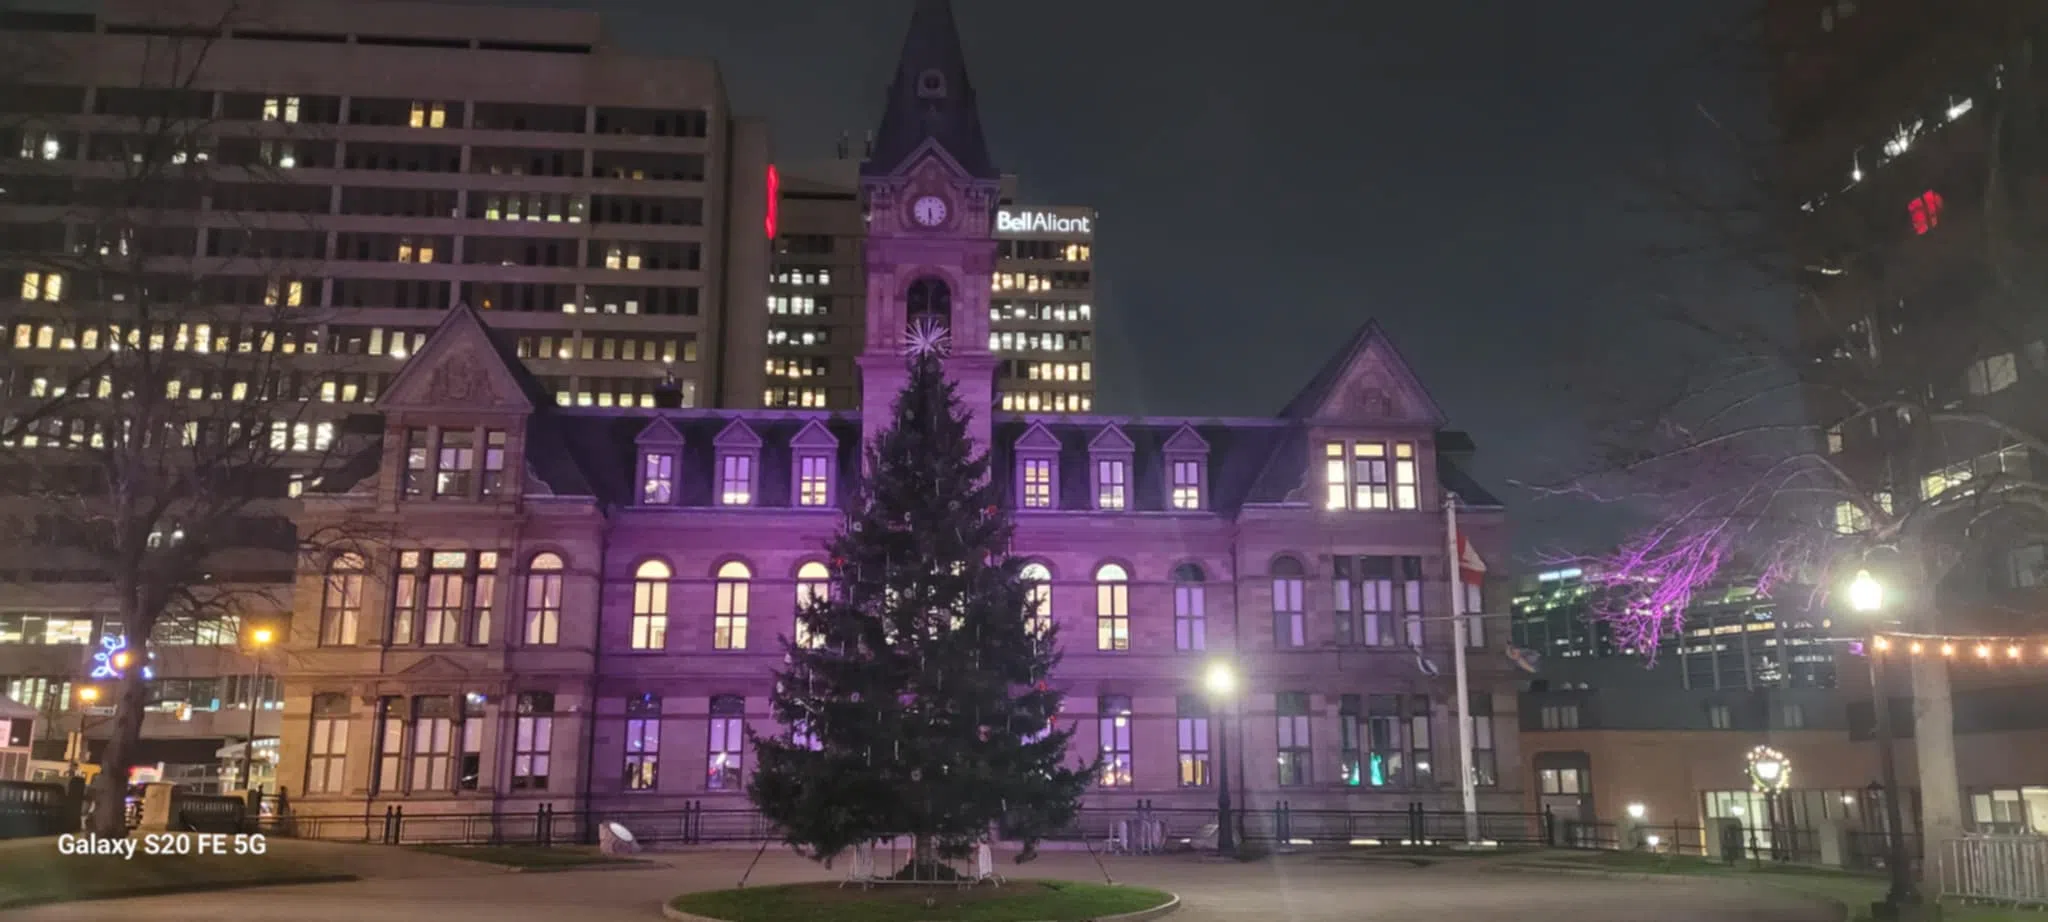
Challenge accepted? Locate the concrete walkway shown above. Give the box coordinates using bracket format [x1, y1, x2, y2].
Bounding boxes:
[3, 845, 1841, 922]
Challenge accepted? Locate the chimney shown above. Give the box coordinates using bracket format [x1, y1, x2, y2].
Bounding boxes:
[653, 372, 684, 409]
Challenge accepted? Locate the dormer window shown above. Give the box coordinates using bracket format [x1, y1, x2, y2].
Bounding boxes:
[633, 417, 685, 506]
[1095, 458, 1127, 510]
[1088, 425, 1135, 512]
[1014, 423, 1063, 511]
[481, 431, 508, 497]
[719, 454, 754, 506]
[436, 430, 474, 497]
[712, 418, 762, 507]
[1170, 460, 1202, 510]
[790, 420, 839, 508]
[1163, 425, 1210, 511]
[641, 451, 675, 504]
[1022, 458, 1054, 508]
[1323, 440, 1420, 511]
[797, 455, 831, 506]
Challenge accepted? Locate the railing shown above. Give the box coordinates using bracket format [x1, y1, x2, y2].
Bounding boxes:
[176, 792, 248, 833]
[1941, 836, 2048, 906]
[0, 780, 80, 839]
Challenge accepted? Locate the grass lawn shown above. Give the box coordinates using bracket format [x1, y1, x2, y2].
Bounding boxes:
[409, 844, 646, 870]
[668, 880, 1174, 922]
[1526, 850, 2044, 922]
[0, 836, 353, 909]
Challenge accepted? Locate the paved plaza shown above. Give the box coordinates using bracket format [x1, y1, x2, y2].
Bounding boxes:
[3, 844, 1838, 922]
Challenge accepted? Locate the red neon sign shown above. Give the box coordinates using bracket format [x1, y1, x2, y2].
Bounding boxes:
[765, 165, 780, 239]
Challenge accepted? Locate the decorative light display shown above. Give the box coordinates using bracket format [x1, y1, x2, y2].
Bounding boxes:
[1869, 631, 2048, 665]
[89, 634, 156, 681]
[1746, 745, 1791, 794]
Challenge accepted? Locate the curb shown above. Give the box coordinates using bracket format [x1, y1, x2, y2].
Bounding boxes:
[0, 872, 359, 911]
[1487, 864, 1851, 921]
[509, 859, 662, 874]
[662, 889, 1182, 922]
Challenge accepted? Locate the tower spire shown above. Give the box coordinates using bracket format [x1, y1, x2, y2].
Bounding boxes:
[863, 0, 998, 180]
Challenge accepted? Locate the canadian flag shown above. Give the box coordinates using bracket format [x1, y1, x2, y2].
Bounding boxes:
[1456, 532, 1487, 586]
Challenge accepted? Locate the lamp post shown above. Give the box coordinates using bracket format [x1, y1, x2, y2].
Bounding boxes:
[237, 627, 274, 793]
[1204, 660, 1237, 857]
[1746, 745, 1790, 864]
[1849, 569, 1921, 912]
[68, 686, 100, 779]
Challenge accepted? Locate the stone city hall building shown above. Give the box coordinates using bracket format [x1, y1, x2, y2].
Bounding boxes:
[275, 0, 1521, 833]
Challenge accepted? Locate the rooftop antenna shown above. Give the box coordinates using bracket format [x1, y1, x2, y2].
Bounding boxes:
[835, 131, 850, 160]
[864, 130, 875, 158]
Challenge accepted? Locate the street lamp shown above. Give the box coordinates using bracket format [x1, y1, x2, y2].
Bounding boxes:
[237, 626, 276, 792]
[1746, 745, 1791, 864]
[1849, 569, 1921, 912]
[1203, 660, 1237, 857]
[68, 686, 101, 779]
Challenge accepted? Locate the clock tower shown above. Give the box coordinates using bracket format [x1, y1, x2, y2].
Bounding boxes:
[858, 0, 1003, 451]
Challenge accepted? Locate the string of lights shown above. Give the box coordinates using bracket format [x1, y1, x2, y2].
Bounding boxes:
[1869, 631, 2048, 663]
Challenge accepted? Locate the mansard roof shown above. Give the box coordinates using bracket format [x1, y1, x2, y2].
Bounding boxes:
[989, 417, 1294, 513]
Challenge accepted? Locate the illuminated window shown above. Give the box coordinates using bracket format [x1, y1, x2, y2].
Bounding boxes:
[797, 454, 831, 506]
[1176, 695, 1210, 787]
[1276, 692, 1312, 786]
[523, 553, 564, 646]
[794, 562, 830, 648]
[1964, 353, 2017, 395]
[409, 101, 448, 128]
[1097, 695, 1133, 787]
[719, 454, 754, 506]
[1022, 562, 1052, 635]
[305, 694, 348, 794]
[21, 271, 63, 301]
[631, 560, 670, 650]
[640, 451, 675, 504]
[623, 693, 660, 789]
[1095, 563, 1129, 652]
[511, 692, 553, 789]
[1095, 458, 1127, 510]
[320, 553, 366, 646]
[1909, 190, 1943, 235]
[1324, 440, 1417, 510]
[1170, 459, 1203, 510]
[1020, 457, 1054, 509]
[711, 561, 751, 650]
[706, 695, 745, 790]
[436, 430, 475, 497]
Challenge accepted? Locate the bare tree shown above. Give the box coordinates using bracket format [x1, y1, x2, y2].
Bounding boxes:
[1523, 2, 2048, 861]
[1, 3, 382, 833]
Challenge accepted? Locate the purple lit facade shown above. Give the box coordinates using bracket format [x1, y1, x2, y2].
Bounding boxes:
[275, 0, 1520, 828]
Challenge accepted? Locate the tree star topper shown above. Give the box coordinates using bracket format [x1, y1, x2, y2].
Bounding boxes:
[903, 317, 952, 359]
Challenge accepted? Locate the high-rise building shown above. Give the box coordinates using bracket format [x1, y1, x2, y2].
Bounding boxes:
[764, 161, 1098, 413]
[0, 0, 770, 787]
[272, 0, 1518, 829]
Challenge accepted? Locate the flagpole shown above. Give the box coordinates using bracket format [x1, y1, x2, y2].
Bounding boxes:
[1446, 491, 1479, 846]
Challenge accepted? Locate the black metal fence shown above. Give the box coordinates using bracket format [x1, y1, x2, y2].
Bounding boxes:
[0, 780, 81, 839]
[311, 799, 1560, 851]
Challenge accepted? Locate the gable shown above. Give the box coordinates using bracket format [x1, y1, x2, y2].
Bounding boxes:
[790, 418, 839, 450]
[636, 417, 685, 447]
[1015, 421, 1061, 452]
[376, 305, 535, 414]
[1162, 424, 1209, 454]
[1279, 322, 1446, 426]
[712, 418, 763, 450]
[1088, 424, 1134, 453]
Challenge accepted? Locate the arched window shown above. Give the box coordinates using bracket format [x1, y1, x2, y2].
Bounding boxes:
[1095, 563, 1129, 652]
[714, 561, 752, 650]
[794, 562, 830, 649]
[1172, 563, 1206, 652]
[632, 560, 670, 650]
[319, 553, 365, 646]
[1272, 556, 1306, 648]
[1021, 562, 1053, 635]
[906, 277, 952, 330]
[524, 553, 564, 646]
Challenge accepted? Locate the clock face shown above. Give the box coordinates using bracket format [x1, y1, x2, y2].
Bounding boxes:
[912, 195, 949, 227]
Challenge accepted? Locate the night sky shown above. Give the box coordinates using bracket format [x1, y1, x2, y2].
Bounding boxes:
[56, 0, 1745, 560]
[516, 0, 1739, 560]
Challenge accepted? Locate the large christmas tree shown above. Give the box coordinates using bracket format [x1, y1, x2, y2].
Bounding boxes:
[749, 330, 1095, 873]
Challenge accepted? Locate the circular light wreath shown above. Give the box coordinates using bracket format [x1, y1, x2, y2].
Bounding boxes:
[1746, 744, 1790, 793]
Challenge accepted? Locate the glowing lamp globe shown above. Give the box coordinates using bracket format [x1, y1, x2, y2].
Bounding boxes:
[1746, 745, 1791, 794]
[1847, 569, 1883, 614]
[1203, 661, 1237, 699]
